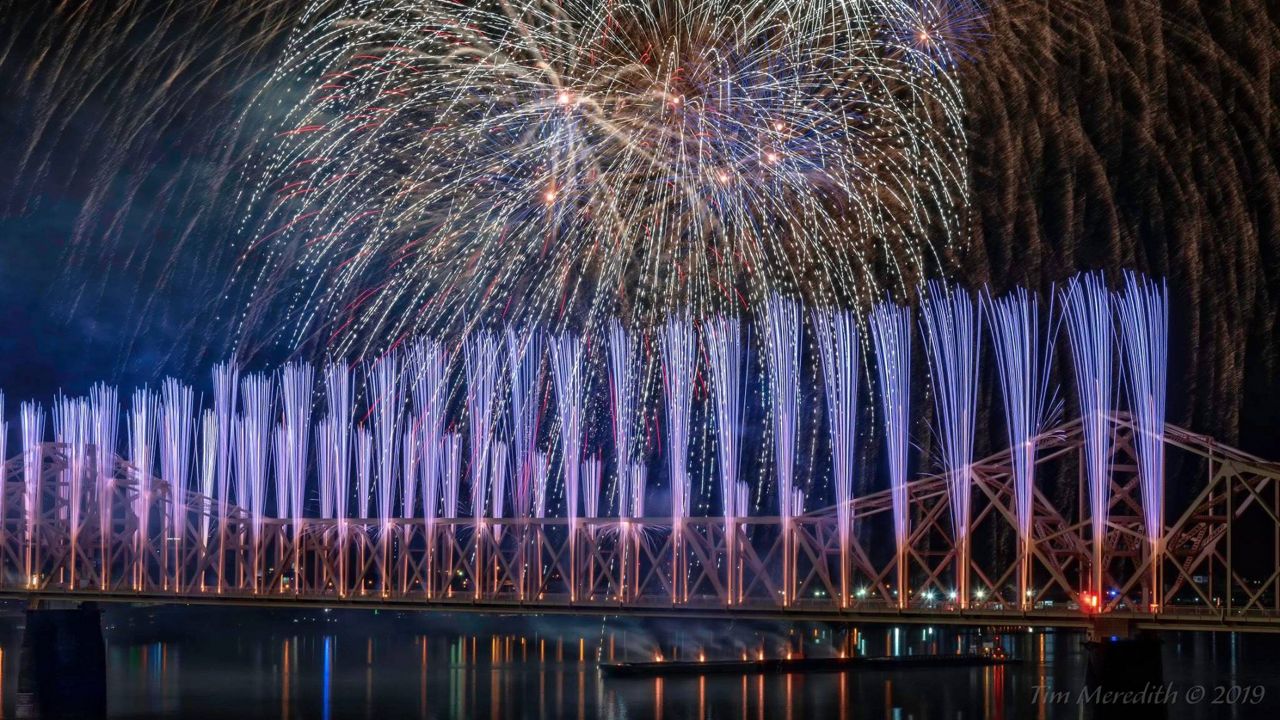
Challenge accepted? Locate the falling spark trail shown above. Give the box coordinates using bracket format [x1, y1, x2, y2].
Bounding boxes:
[465, 334, 501, 531]
[1062, 272, 1116, 598]
[607, 321, 640, 518]
[316, 418, 336, 520]
[628, 462, 648, 519]
[661, 316, 696, 602]
[1116, 272, 1168, 602]
[532, 451, 550, 519]
[402, 426, 419, 519]
[581, 455, 603, 519]
[314, 415, 346, 594]
[506, 328, 543, 519]
[355, 425, 373, 519]
[704, 315, 748, 521]
[89, 384, 119, 506]
[212, 363, 239, 514]
[90, 384, 119, 588]
[661, 318, 697, 523]
[21, 402, 44, 573]
[764, 294, 803, 522]
[53, 396, 89, 580]
[441, 433, 462, 519]
[129, 388, 160, 585]
[983, 285, 1058, 608]
[353, 423, 373, 594]
[490, 441, 508, 531]
[409, 339, 449, 524]
[812, 306, 858, 605]
[367, 351, 402, 531]
[919, 282, 980, 606]
[281, 363, 314, 523]
[199, 410, 218, 547]
[704, 314, 747, 602]
[273, 424, 289, 518]
[160, 379, 196, 584]
[870, 300, 912, 607]
[323, 361, 353, 521]
[550, 332, 585, 599]
[236, 374, 274, 590]
[551, 333, 587, 523]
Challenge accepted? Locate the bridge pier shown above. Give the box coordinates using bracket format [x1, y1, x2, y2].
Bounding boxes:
[1084, 618, 1165, 720]
[16, 601, 107, 720]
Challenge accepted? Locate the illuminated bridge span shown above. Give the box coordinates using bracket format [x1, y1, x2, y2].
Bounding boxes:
[3, 413, 1279, 633]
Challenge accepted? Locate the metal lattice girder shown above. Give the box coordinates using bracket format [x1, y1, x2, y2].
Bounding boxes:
[2, 414, 1280, 631]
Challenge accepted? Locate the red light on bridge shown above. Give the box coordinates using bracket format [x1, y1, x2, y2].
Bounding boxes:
[1081, 592, 1099, 612]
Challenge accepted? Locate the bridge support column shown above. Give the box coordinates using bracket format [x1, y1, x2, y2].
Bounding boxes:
[1084, 618, 1165, 720]
[16, 601, 107, 720]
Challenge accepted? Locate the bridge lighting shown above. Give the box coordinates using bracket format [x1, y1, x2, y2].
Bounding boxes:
[948, 590, 958, 601]
[856, 587, 868, 598]
[975, 588, 986, 600]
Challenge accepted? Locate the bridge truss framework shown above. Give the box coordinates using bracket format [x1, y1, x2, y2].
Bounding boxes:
[3, 414, 1279, 633]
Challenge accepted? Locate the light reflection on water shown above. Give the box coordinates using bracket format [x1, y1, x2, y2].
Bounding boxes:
[0, 611, 1274, 719]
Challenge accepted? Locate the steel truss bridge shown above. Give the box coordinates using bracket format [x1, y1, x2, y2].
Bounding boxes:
[3, 413, 1279, 634]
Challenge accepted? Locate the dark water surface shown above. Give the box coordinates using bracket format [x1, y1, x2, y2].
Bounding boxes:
[0, 606, 1276, 719]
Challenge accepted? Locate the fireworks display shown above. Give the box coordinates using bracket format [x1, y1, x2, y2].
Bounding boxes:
[983, 285, 1058, 608]
[229, 0, 967, 354]
[0, 270, 1177, 609]
[1116, 271, 1169, 594]
[2, 0, 1274, 628]
[1061, 272, 1115, 596]
[919, 281, 980, 606]
[869, 299, 913, 607]
[2, 0, 1274, 457]
[812, 305, 859, 606]
[703, 314, 748, 522]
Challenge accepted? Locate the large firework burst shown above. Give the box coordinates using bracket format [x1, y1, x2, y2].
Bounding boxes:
[236, 0, 969, 352]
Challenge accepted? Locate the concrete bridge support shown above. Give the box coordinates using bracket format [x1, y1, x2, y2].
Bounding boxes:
[16, 601, 107, 720]
[1084, 617, 1165, 720]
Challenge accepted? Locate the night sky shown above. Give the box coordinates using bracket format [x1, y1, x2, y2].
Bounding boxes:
[1, 0, 1277, 455]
